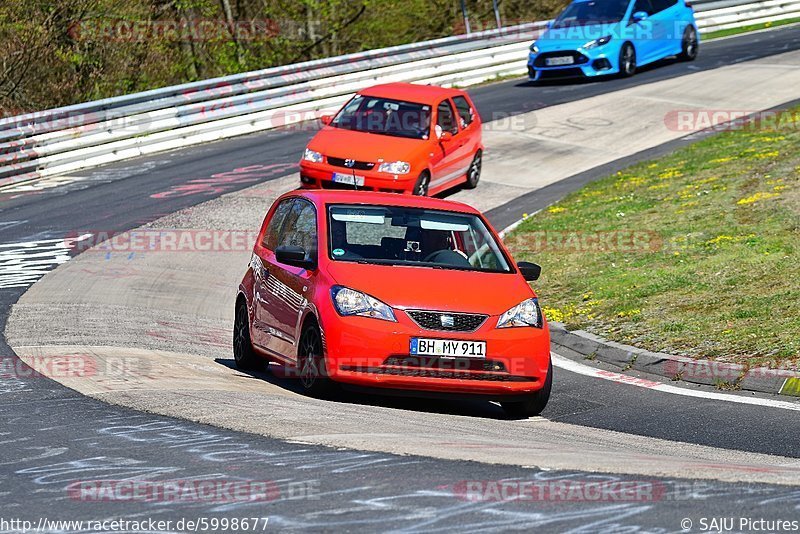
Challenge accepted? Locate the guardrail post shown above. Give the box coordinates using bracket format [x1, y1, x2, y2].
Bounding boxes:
[460, 0, 472, 34]
[493, 0, 502, 28]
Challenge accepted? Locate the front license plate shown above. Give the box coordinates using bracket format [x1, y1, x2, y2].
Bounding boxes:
[332, 172, 365, 186]
[410, 338, 486, 359]
[546, 56, 574, 66]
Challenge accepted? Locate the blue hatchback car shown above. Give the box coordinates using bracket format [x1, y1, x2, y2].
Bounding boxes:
[527, 0, 698, 81]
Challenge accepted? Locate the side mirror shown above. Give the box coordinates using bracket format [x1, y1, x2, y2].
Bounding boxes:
[439, 130, 453, 142]
[319, 114, 333, 126]
[545, 21, 553, 29]
[275, 245, 315, 269]
[632, 10, 649, 22]
[518, 261, 541, 281]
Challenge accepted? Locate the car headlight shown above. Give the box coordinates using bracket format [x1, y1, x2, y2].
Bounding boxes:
[583, 35, 612, 49]
[303, 148, 323, 163]
[497, 298, 543, 328]
[529, 43, 539, 53]
[331, 286, 396, 322]
[377, 161, 411, 174]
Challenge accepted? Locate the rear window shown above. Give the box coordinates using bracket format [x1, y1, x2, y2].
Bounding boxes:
[452, 96, 474, 128]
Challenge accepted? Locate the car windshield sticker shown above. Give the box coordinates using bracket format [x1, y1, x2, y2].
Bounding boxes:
[420, 214, 470, 232]
[331, 209, 386, 224]
[333, 248, 345, 256]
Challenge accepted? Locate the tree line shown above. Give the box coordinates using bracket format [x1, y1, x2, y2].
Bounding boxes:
[0, 0, 566, 114]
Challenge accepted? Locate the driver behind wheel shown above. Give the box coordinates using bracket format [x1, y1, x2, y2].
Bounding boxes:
[420, 230, 470, 267]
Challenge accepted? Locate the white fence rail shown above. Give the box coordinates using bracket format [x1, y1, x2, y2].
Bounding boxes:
[0, 1, 796, 188]
[696, 0, 800, 31]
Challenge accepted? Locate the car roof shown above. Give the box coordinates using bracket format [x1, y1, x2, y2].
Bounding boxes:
[357, 83, 466, 105]
[283, 190, 481, 215]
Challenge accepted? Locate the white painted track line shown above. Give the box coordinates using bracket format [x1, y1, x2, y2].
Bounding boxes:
[552, 353, 800, 411]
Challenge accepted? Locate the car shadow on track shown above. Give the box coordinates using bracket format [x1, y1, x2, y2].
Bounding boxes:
[215, 358, 526, 420]
[515, 57, 684, 88]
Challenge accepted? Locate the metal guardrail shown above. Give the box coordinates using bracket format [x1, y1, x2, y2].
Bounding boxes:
[697, 0, 800, 31]
[0, 23, 544, 186]
[0, 1, 796, 188]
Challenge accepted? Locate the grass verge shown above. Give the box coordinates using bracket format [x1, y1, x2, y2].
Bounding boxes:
[505, 107, 800, 368]
[703, 18, 800, 41]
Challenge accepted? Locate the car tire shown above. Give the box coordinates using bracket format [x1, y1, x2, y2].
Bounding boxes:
[619, 43, 637, 77]
[298, 322, 334, 397]
[501, 358, 552, 418]
[413, 171, 430, 196]
[464, 150, 482, 189]
[679, 26, 699, 61]
[233, 299, 261, 371]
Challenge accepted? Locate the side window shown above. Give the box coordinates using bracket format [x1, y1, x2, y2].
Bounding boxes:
[651, 0, 677, 12]
[277, 200, 317, 259]
[262, 199, 294, 250]
[633, 0, 655, 15]
[452, 96, 473, 129]
[436, 100, 459, 135]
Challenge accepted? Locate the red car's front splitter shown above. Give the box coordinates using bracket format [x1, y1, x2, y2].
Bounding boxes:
[331, 364, 546, 398]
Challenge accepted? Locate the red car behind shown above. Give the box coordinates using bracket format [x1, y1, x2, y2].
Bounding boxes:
[235, 190, 552, 417]
[299, 83, 483, 196]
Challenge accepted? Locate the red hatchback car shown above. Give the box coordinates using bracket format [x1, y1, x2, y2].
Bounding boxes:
[235, 190, 552, 416]
[299, 83, 483, 196]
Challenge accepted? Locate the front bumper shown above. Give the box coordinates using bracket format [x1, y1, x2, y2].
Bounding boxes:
[527, 47, 619, 80]
[322, 308, 551, 397]
[299, 160, 416, 193]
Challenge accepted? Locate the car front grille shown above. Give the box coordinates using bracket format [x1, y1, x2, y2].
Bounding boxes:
[320, 180, 360, 190]
[327, 157, 375, 171]
[406, 310, 488, 332]
[341, 357, 520, 381]
[359, 366, 514, 381]
[537, 68, 585, 80]
[533, 51, 589, 68]
[384, 356, 507, 372]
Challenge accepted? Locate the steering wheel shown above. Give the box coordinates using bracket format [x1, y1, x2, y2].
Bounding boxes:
[423, 250, 471, 267]
[422, 250, 441, 262]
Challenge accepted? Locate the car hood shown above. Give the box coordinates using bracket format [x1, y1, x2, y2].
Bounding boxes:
[325, 261, 534, 316]
[308, 126, 425, 162]
[536, 23, 624, 51]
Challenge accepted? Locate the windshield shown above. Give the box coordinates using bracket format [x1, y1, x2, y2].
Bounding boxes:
[330, 95, 431, 140]
[552, 0, 630, 27]
[327, 204, 512, 273]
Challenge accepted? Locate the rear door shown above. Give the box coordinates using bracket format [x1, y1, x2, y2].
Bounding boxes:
[651, 0, 683, 56]
[650, 0, 677, 61]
